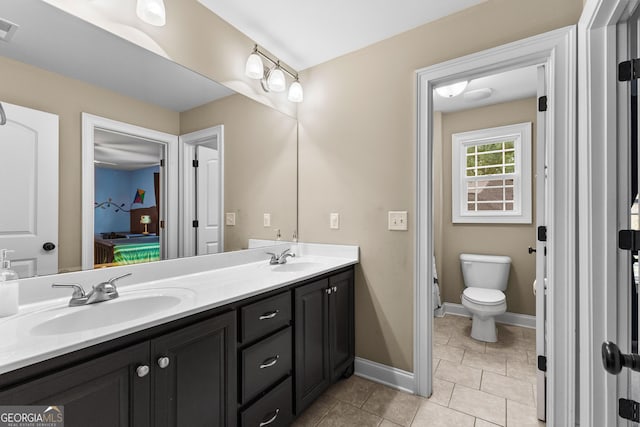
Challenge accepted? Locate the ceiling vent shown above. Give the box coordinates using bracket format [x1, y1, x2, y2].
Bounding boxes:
[0, 18, 19, 42]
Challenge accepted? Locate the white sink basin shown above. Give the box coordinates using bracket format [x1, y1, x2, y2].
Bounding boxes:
[29, 288, 195, 336]
[271, 262, 322, 272]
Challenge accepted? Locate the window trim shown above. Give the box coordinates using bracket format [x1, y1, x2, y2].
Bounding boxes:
[451, 122, 532, 224]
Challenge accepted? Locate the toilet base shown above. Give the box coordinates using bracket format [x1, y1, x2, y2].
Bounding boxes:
[471, 316, 498, 342]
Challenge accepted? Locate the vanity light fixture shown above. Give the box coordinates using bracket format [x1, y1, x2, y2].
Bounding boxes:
[136, 0, 166, 27]
[435, 80, 468, 98]
[244, 44, 304, 102]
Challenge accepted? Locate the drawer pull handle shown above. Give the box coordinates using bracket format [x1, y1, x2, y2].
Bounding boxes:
[136, 365, 150, 378]
[259, 310, 279, 320]
[259, 408, 280, 426]
[157, 356, 170, 369]
[259, 355, 280, 369]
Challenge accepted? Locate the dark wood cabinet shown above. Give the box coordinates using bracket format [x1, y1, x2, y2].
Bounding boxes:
[0, 342, 151, 427]
[151, 311, 236, 427]
[0, 312, 236, 427]
[294, 269, 354, 414]
[0, 266, 354, 426]
[329, 270, 355, 381]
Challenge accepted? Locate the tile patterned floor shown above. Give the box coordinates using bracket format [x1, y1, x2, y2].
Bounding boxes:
[293, 314, 543, 427]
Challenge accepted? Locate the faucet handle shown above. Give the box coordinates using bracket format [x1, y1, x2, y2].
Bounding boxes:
[279, 248, 291, 258]
[107, 272, 132, 286]
[52, 283, 86, 298]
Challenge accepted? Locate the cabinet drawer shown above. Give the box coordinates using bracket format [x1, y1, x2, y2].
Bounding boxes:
[241, 327, 292, 404]
[241, 376, 292, 427]
[240, 292, 291, 343]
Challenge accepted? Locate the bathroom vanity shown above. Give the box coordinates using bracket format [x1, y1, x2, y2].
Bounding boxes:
[0, 246, 357, 426]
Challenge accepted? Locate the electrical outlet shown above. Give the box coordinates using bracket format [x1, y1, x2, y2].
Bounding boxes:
[330, 213, 340, 230]
[225, 212, 236, 226]
[263, 213, 271, 227]
[388, 211, 408, 231]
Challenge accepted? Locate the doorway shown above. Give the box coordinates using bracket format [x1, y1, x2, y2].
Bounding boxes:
[81, 113, 179, 270]
[415, 26, 577, 426]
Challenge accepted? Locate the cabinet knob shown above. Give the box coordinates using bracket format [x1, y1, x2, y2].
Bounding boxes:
[157, 356, 170, 369]
[326, 288, 332, 295]
[136, 365, 150, 378]
[333, 286, 338, 292]
[259, 408, 280, 426]
[259, 355, 280, 369]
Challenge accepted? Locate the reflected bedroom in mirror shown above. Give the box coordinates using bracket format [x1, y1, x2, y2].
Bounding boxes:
[0, 0, 298, 278]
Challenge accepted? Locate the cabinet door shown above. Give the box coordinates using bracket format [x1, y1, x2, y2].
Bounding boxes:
[294, 278, 330, 414]
[0, 342, 151, 427]
[151, 311, 236, 427]
[329, 270, 355, 380]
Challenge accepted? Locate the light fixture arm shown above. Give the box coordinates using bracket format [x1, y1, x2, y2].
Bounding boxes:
[251, 45, 299, 81]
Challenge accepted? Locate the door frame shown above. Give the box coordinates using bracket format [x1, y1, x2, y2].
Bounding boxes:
[414, 26, 577, 425]
[81, 113, 179, 269]
[178, 125, 224, 257]
[578, 1, 639, 425]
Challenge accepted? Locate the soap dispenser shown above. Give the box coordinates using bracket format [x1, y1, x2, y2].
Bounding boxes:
[0, 249, 19, 317]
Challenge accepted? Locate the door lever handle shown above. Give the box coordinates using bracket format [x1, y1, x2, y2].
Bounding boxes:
[602, 341, 640, 374]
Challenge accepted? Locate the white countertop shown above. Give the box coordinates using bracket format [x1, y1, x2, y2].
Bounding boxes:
[0, 247, 358, 376]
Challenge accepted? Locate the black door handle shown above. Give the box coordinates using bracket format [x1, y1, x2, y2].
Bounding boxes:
[528, 246, 537, 254]
[602, 341, 640, 374]
[42, 242, 56, 251]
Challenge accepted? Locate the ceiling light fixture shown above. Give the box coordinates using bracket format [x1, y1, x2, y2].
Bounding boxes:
[245, 44, 304, 103]
[435, 81, 468, 98]
[136, 0, 166, 27]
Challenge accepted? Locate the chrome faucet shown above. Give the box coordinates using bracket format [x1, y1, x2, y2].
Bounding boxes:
[52, 273, 131, 306]
[266, 248, 295, 265]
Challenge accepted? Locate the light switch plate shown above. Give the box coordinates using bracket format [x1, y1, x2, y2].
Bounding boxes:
[225, 212, 236, 226]
[330, 213, 340, 229]
[263, 213, 271, 227]
[388, 211, 408, 231]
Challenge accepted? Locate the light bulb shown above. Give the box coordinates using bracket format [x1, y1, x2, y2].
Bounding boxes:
[245, 53, 264, 79]
[267, 67, 286, 92]
[288, 80, 304, 103]
[136, 0, 166, 26]
[435, 81, 468, 98]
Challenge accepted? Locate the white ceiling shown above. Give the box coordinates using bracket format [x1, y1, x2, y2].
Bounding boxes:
[198, 0, 487, 71]
[433, 65, 538, 113]
[94, 129, 162, 170]
[0, 0, 233, 112]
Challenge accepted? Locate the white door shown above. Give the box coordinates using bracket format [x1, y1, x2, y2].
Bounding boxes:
[0, 101, 58, 277]
[535, 65, 548, 422]
[196, 144, 222, 254]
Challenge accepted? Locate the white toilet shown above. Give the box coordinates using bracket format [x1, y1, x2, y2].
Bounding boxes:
[459, 253, 511, 342]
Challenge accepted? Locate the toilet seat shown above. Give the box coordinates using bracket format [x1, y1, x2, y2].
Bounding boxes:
[462, 287, 505, 306]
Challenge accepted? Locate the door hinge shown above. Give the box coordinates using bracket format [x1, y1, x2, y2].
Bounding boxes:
[537, 226, 547, 242]
[192, 159, 199, 168]
[160, 159, 165, 167]
[619, 230, 640, 251]
[620, 398, 640, 422]
[537, 355, 547, 372]
[192, 220, 199, 228]
[538, 96, 547, 112]
[159, 220, 165, 229]
[619, 59, 640, 81]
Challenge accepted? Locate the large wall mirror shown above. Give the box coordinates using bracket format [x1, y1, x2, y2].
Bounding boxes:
[0, 0, 298, 278]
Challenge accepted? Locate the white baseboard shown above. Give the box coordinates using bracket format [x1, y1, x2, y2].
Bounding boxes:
[354, 357, 415, 394]
[442, 302, 536, 329]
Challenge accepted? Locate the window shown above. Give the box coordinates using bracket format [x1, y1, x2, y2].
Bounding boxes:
[451, 122, 532, 223]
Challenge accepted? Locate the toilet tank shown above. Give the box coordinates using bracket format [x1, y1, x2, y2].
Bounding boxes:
[459, 253, 511, 291]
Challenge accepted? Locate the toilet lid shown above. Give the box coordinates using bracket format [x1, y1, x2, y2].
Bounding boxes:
[463, 287, 505, 305]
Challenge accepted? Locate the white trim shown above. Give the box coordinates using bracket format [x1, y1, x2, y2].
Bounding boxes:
[81, 113, 179, 270]
[178, 125, 225, 257]
[451, 122, 532, 224]
[578, 1, 639, 426]
[441, 302, 536, 329]
[354, 357, 415, 394]
[415, 26, 576, 426]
